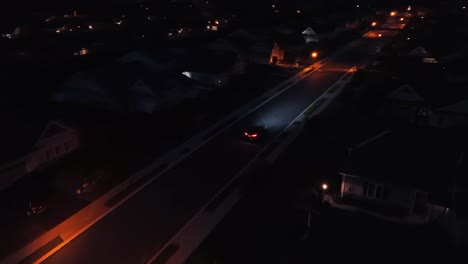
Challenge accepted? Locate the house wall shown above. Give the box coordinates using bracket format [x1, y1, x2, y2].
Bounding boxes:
[270, 49, 284, 64]
[342, 175, 414, 209]
[26, 129, 79, 172]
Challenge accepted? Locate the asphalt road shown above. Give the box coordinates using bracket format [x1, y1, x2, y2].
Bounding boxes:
[43, 32, 391, 264]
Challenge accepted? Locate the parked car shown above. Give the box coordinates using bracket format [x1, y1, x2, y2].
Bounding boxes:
[26, 193, 49, 216]
[76, 171, 107, 195]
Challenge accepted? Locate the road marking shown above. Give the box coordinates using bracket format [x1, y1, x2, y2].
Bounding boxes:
[145, 66, 357, 264]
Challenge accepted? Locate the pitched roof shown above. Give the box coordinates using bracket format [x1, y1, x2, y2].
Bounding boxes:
[408, 46, 431, 57]
[302, 27, 318, 36]
[386, 84, 425, 102]
[438, 100, 468, 115]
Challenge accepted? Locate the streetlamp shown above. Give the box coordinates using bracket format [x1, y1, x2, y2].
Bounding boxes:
[321, 183, 328, 203]
[371, 21, 377, 27]
[311, 51, 318, 59]
[390, 11, 396, 16]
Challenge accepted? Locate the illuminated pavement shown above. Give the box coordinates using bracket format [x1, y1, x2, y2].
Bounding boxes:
[38, 28, 400, 264]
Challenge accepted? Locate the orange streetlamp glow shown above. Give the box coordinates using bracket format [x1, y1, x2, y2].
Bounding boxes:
[390, 11, 396, 16]
[311, 51, 318, 58]
[371, 21, 377, 27]
[400, 17, 404, 21]
[322, 184, 328, 190]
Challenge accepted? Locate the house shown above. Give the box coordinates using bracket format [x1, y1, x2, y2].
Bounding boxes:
[378, 79, 468, 128]
[270, 36, 307, 64]
[0, 120, 79, 190]
[205, 18, 229, 32]
[53, 62, 203, 113]
[302, 27, 320, 43]
[407, 46, 438, 63]
[179, 48, 246, 87]
[340, 129, 454, 221]
[380, 83, 431, 126]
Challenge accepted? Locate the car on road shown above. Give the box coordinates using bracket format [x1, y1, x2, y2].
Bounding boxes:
[26, 196, 48, 216]
[243, 125, 268, 142]
[76, 171, 107, 195]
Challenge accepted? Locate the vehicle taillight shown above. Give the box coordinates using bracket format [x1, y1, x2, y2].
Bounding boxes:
[244, 132, 249, 136]
[252, 134, 258, 137]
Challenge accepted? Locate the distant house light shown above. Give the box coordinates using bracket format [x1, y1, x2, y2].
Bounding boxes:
[423, 57, 437, 64]
[182, 71, 192, 78]
[272, 4, 275, 8]
[356, 4, 360, 8]
[115, 21, 122, 25]
[88, 25, 93, 30]
[78, 48, 88, 56]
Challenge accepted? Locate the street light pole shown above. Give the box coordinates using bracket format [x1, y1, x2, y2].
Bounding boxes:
[321, 183, 328, 204]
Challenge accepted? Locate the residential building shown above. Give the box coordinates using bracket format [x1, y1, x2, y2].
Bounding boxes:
[339, 129, 454, 222]
[0, 120, 79, 190]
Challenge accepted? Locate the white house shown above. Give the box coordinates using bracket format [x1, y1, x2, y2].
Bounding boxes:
[0, 121, 79, 190]
[302, 27, 320, 43]
[340, 130, 453, 221]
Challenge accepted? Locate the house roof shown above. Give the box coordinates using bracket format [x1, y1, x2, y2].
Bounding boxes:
[437, 100, 468, 115]
[386, 84, 425, 102]
[342, 128, 457, 205]
[407, 46, 431, 57]
[0, 116, 50, 164]
[302, 27, 318, 36]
